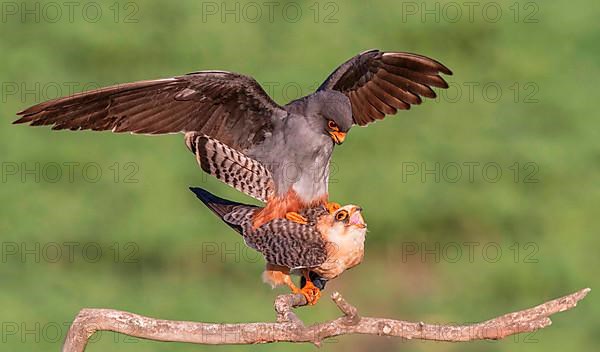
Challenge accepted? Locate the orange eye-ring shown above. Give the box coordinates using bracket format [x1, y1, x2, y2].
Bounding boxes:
[335, 210, 348, 221]
[327, 120, 339, 131]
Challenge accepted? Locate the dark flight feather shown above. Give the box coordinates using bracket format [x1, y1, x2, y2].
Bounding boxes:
[318, 49, 452, 126]
[15, 71, 286, 152]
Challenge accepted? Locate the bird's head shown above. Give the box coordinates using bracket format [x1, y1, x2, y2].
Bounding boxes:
[319, 205, 367, 241]
[305, 91, 353, 145]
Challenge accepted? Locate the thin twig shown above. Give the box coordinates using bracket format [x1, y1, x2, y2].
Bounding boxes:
[62, 288, 590, 352]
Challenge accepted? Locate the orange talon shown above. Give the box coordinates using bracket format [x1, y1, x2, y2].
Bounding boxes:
[298, 271, 321, 305]
[326, 202, 341, 213]
[285, 212, 308, 225]
[300, 280, 321, 305]
[284, 271, 321, 305]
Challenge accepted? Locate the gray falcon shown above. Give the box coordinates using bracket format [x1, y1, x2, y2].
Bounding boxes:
[14, 49, 452, 227]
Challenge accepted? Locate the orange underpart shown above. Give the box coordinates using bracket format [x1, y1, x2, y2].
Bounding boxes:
[252, 190, 328, 229]
[262, 264, 293, 288]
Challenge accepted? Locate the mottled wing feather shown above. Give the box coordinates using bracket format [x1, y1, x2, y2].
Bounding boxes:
[222, 206, 260, 244]
[15, 71, 286, 151]
[193, 188, 327, 268]
[249, 219, 327, 269]
[318, 49, 452, 126]
[299, 206, 329, 226]
[187, 133, 274, 202]
[223, 206, 258, 229]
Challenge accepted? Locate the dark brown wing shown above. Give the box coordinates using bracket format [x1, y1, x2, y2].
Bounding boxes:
[14, 71, 286, 151]
[318, 49, 452, 126]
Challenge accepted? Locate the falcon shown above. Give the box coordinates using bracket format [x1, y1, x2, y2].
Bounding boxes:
[14, 49, 452, 227]
[190, 187, 367, 305]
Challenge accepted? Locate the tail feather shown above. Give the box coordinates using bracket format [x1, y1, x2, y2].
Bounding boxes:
[189, 187, 243, 218]
[189, 187, 258, 234]
[186, 133, 274, 202]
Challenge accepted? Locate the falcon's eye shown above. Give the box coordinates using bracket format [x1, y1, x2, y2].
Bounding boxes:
[335, 210, 348, 221]
[327, 120, 339, 131]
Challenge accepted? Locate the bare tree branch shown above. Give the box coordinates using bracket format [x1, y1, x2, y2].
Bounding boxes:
[62, 287, 590, 351]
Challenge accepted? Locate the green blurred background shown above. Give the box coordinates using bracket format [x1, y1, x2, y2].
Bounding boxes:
[1, 0, 598, 351]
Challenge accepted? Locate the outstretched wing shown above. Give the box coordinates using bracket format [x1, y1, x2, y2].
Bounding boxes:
[15, 71, 286, 151]
[249, 219, 327, 269]
[318, 49, 452, 126]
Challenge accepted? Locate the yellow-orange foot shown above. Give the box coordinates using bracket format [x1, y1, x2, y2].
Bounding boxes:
[326, 202, 341, 213]
[285, 212, 308, 225]
[293, 281, 321, 305]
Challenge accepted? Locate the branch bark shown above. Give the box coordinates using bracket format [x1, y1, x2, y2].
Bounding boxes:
[62, 287, 590, 351]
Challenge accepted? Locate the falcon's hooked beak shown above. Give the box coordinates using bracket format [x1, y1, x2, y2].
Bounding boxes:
[329, 131, 346, 145]
[348, 206, 366, 229]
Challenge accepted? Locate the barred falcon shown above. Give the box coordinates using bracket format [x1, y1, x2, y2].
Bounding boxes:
[190, 187, 367, 305]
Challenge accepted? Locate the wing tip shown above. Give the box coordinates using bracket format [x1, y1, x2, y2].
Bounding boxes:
[439, 65, 453, 76]
[383, 51, 453, 76]
[12, 116, 28, 124]
[438, 79, 450, 89]
[360, 48, 381, 56]
[15, 105, 35, 120]
[428, 58, 453, 76]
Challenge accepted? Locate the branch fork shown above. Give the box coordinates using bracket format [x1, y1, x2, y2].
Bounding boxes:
[62, 288, 590, 351]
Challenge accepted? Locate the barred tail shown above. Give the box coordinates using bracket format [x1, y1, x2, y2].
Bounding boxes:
[186, 133, 274, 202]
